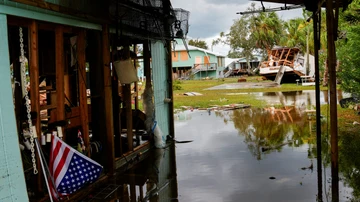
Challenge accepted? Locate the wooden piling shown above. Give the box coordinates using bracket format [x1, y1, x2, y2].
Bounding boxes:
[102, 24, 115, 174]
[326, 0, 339, 200]
[77, 29, 90, 156]
[55, 25, 65, 124]
[29, 20, 43, 193]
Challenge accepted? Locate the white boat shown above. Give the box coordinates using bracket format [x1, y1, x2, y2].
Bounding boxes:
[259, 47, 309, 83]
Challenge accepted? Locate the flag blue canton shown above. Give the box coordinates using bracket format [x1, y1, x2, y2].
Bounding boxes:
[56, 153, 102, 195]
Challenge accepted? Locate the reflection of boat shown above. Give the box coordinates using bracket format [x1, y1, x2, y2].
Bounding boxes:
[259, 47, 313, 83]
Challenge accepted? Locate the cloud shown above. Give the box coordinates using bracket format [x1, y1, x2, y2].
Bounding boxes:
[172, 0, 251, 38]
[171, 0, 304, 56]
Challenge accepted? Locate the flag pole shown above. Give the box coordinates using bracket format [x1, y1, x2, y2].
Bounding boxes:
[34, 138, 54, 202]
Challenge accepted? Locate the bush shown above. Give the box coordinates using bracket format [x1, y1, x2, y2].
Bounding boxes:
[173, 80, 182, 90]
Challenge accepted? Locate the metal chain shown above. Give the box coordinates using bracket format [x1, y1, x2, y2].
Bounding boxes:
[20, 27, 38, 175]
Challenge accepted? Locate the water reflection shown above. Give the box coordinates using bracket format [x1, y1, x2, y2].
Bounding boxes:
[85, 144, 178, 202]
[216, 107, 313, 161]
[253, 90, 349, 106]
[174, 90, 356, 201]
[339, 132, 360, 201]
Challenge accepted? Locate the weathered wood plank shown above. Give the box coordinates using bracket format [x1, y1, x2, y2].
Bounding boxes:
[124, 84, 133, 151]
[102, 24, 115, 174]
[133, 44, 139, 110]
[29, 20, 43, 193]
[55, 25, 65, 124]
[77, 29, 90, 156]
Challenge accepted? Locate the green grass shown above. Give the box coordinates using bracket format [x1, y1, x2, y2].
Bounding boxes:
[173, 76, 327, 109]
[172, 76, 360, 133]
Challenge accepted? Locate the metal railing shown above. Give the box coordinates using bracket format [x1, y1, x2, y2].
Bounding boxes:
[193, 63, 218, 72]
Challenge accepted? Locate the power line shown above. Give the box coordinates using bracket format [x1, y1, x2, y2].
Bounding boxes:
[237, 4, 304, 15]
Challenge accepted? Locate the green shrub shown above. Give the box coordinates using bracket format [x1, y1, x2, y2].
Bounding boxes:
[173, 80, 183, 90]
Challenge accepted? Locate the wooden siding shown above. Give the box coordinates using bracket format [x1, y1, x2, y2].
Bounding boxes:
[151, 41, 170, 140]
[0, 14, 28, 201]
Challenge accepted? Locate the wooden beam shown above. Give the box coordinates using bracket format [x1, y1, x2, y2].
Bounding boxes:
[102, 24, 115, 174]
[55, 25, 65, 123]
[313, 10, 323, 202]
[112, 73, 121, 156]
[163, 0, 175, 138]
[7, 16, 31, 27]
[166, 41, 175, 138]
[326, 0, 339, 200]
[143, 42, 151, 87]
[29, 20, 43, 193]
[124, 84, 133, 151]
[77, 30, 90, 156]
[133, 44, 139, 110]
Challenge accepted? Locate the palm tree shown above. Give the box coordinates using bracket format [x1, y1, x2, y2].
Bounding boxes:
[251, 12, 284, 52]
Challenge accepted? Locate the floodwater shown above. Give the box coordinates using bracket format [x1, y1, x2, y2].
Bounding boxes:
[174, 90, 356, 202]
[106, 90, 359, 202]
[226, 90, 351, 106]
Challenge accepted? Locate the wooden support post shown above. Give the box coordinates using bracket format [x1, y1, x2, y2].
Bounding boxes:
[55, 25, 65, 124]
[29, 20, 43, 193]
[129, 175, 136, 202]
[313, 11, 323, 202]
[166, 41, 175, 138]
[143, 42, 151, 87]
[124, 84, 133, 151]
[134, 44, 139, 110]
[102, 25, 115, 174]
[77, 30, 90, 156]
[326, 0, 339, 201]
[112, 73, 121, 156]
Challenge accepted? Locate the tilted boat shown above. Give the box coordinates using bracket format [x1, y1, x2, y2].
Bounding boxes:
[259, 47, 309, 83]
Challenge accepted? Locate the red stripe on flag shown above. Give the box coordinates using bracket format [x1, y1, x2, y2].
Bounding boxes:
[53, 146, 70, 181]
[50, 140, 62, 175]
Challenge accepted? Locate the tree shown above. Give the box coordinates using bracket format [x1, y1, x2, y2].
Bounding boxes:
[337, 0, 360, 94]
[279, 10, 314, 54]
[188, 38, 208, 49]
[212, 3, 284, 73]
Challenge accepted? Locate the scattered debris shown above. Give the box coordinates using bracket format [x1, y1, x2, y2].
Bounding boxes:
[237, 78, 247, 82]
[300, 161, 313, 171]
[184, 92, 203, 96]
[177, 103, 251, 112]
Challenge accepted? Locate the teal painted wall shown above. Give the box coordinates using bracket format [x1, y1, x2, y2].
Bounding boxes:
[0, 14, 29, 201]
[172, 50, 218, 68]
[151, 41, 170, 140]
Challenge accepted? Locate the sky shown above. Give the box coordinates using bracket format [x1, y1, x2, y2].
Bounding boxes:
[171, 0, 304, 56]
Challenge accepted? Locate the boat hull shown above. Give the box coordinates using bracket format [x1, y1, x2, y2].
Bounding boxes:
[260, 66, 303, 83]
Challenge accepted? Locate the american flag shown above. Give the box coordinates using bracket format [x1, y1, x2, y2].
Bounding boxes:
[49, 134, 103, 200]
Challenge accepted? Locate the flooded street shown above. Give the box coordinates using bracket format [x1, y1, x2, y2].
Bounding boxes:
[174, 89, 355, 202]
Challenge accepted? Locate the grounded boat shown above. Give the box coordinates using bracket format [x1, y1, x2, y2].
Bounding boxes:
[259, 47, 309, 83]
